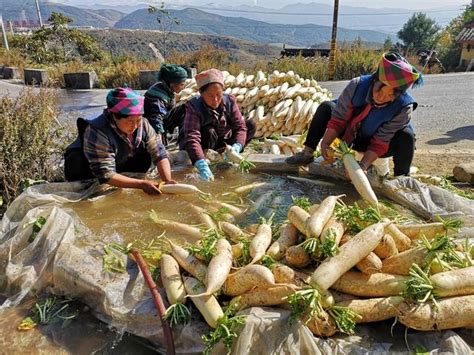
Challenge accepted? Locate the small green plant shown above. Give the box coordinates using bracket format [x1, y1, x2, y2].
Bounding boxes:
[202, 303, 246, 354]
[23, 216, 47, 243]
[18, 297, 80, 330]
[163, 303, 191, 327]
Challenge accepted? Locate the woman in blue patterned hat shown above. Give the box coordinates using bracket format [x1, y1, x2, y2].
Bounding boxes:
[286, 52, 423, 176]
[64, 87, 176, 194]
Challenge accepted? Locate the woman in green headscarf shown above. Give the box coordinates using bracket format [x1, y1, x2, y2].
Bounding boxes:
[144, 64, 189, 143]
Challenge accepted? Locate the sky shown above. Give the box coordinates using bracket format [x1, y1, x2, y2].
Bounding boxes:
[50, 0, 471, 10]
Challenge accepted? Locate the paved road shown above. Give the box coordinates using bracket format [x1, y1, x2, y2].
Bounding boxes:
[320, 72, 474, 152]
[1, 72, 473, 152]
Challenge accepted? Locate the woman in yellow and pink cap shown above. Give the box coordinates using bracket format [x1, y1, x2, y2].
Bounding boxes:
[64, 87, 176, 194]
[287, 52, 423, 176]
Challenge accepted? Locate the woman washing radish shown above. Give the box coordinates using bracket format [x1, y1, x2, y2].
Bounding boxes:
[143, 64, 188, 144]
[64, 87, 176, 194]
[181, 69, 256, 181]
[286, 52, 423, 176]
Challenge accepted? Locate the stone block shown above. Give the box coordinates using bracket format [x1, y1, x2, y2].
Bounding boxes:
[139, 70, 159, 90]
[3, 66, 21, 79]
[453, 162, 474, 184]
[24, 68, 49, 85]
[63, 72, 98, 89]
[247, 153, 299, 173]
[308, 159, 346, 180]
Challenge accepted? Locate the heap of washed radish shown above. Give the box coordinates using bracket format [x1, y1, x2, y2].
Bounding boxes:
[176, 70, 332, 137]
[113, 181, 474, 353]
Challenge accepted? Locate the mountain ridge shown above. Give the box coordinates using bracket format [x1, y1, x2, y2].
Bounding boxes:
[114, 7, 397, 46]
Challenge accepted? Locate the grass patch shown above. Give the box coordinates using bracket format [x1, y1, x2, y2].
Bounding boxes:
[0, 88, 69, 207]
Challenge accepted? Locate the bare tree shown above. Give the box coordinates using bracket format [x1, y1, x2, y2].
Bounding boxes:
[148, 1, 180, 60]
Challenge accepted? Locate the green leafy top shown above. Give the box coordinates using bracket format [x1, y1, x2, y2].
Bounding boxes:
[291, 195, 312, 212]
[202, 302, 246, 354]
[18, 296, 80, 330]
[335, 202, 381, 233]
[187, 229, 223, 264]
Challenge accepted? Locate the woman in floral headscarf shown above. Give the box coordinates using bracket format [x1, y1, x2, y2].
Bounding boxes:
[64, 87, 176, 194]
[286, 52, 423, 176]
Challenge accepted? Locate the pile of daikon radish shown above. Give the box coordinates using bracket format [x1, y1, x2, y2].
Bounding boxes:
[146, 183, 473, 353]
[176, 70, 332, 137]
[249, 134, 305, 157]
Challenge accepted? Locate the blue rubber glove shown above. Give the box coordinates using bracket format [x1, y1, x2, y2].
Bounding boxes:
[224, 143, 243, 162]
[194, 159, 214, 181]
[231, 143, 243, 154]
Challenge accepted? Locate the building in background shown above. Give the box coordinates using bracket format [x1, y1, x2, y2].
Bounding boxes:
[457, 20, 474, 70]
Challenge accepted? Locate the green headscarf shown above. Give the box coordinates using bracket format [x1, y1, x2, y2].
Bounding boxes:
[158, 64, 188, 84]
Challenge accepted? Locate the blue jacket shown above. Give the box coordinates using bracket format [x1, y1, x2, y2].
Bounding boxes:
[351, 75, 417, 139]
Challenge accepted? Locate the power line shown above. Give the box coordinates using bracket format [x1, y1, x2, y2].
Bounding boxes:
[171, 4, 463, 17]
[345, 20, 451, 29]
[137, 20, 451, 32]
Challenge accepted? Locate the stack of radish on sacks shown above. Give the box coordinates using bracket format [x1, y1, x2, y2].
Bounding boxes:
[177, 70, 332, 138]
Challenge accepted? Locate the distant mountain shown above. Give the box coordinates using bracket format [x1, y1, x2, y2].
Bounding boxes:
[77, 3, 150, 14]
[90, 9, 125, 25]
[114, 8, 397, 46]
[168, 2, 462, 34]
[86, 29, 281, 66]
[45, 0, 468, 11]
[0, 0, 124, 28]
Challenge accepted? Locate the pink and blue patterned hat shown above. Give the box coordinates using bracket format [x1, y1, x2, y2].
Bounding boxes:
[378, 52, 423, 92]
[106, 87, 144, 115]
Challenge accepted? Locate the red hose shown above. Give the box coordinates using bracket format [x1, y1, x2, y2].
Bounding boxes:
[130, 248, 176, 355]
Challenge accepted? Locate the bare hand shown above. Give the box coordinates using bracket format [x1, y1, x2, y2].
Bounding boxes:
[321, 142, 331, 160]
[163, 179, 177, 185]
[359, 163, 368, 175]
[140, 180, 162, 195]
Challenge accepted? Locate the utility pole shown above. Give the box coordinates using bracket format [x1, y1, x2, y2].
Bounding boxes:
[0, 14, 9, 51]
[327, 0, 339, 81]
[35, 0, 44, 27]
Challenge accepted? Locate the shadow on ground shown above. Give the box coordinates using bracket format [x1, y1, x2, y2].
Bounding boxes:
[426, 125, 474, 145]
